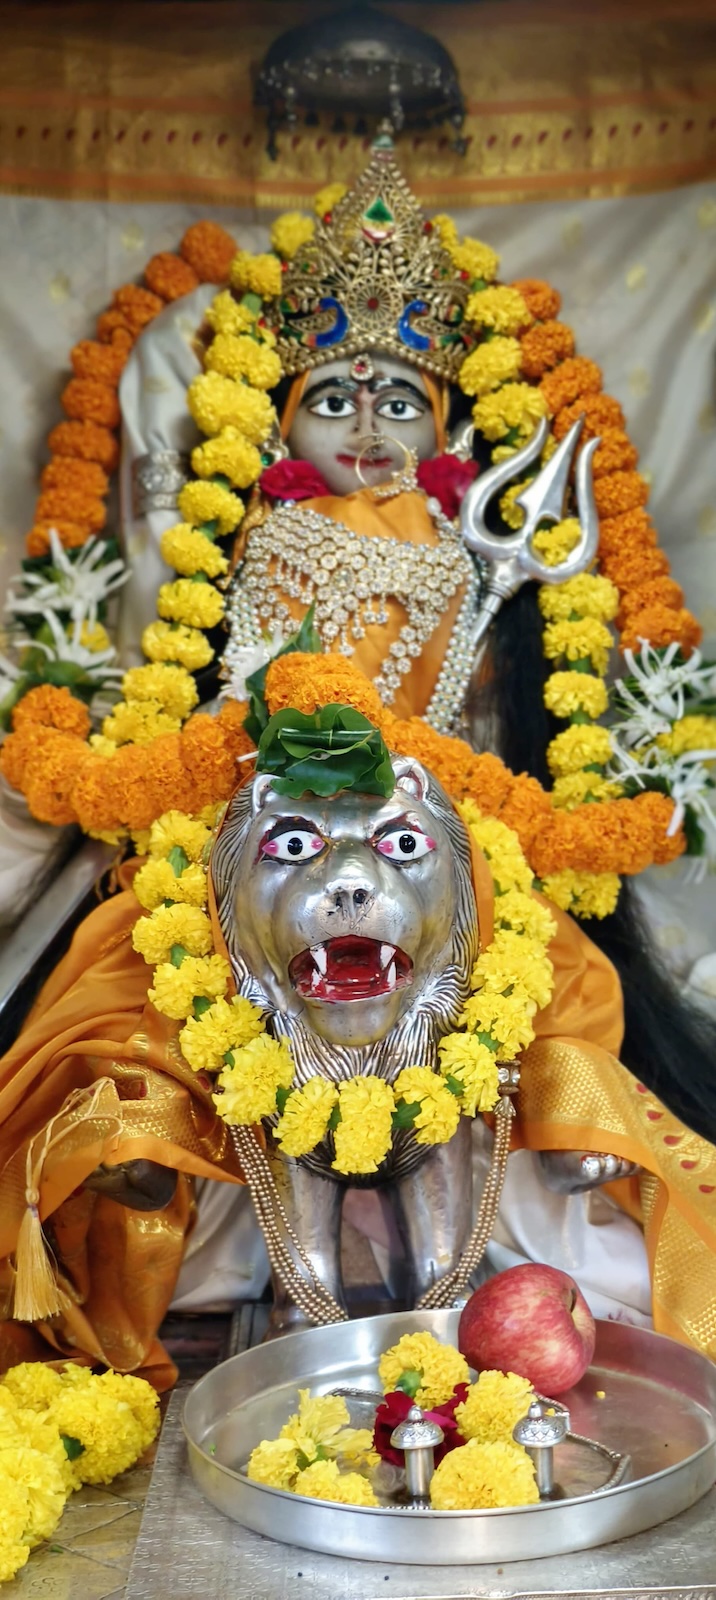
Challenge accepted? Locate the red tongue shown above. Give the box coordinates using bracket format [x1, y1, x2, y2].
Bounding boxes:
[324, 936, 382, 984]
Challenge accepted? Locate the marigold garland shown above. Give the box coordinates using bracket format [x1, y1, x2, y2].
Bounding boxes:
[0, 1363, 159, 1584]
[25, 222, 236, 559]
[124, 658, 561, 1172]
[513, 282, 701, 660]
[2, 221, 239, 747]
[1, 207, 706, 882]
[501, 283, 712, 868]
[1, 652, 686, 884]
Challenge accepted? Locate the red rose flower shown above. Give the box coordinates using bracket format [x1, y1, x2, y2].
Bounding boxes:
[416, 455, 479, 520]
[373, 1384, 469, 1467]
[260, 459, 331, 502]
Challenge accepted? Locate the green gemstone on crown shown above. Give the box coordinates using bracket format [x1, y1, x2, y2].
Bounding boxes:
[364, 197, 394, 225]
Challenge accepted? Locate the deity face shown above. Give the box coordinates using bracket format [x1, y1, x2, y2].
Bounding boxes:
[286, 352, 438, 497]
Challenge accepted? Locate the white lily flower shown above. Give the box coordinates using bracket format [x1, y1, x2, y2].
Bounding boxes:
[6, 530, 128, 628]
[27, 610, 123, 681]
[0, 653, 23, 709]
[607, 739, 716, 865]
[220, 626, 286, 703]
[663, 751, 716, 840]
[615, 638, 716, 737]
[610, 683, 674, 749]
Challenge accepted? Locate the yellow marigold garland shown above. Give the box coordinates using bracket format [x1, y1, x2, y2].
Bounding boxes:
[0, 1363, 159, 1584]
[0, 201, 703, 889]
[103, 242, 280, 766]
[536, 568, 623, 917]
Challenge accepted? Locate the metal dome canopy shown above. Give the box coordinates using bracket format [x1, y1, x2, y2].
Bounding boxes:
[254, 3, 466, 158]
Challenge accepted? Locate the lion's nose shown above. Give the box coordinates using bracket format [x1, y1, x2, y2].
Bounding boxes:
[333, 884, 375, 914]
[329, 883, 373, 921]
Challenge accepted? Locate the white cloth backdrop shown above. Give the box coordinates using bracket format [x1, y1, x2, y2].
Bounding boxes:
[1, 184, 715, 987]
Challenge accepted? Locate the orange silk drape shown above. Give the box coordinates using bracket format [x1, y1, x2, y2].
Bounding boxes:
[520, 905, 716, 1357]
[0, 863, 245, 1390]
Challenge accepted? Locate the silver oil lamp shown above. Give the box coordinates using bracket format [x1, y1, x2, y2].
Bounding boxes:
[390, 1404, 445, 1501]
[513, 1398, 570, 1498]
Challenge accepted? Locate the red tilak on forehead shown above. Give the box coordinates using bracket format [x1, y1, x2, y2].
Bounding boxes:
[350, 353, 374, 381]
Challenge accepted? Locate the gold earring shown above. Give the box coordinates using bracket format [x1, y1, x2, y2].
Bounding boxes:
[260, 419, 289, 467]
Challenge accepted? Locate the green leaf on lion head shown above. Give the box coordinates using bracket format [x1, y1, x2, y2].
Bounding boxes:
[256, 704, 395, 799]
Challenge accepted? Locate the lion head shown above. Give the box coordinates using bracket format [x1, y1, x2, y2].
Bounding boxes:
[211, 758, 479, 1101]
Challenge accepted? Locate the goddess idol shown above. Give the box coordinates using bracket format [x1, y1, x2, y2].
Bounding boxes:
[1, 136, 715, 1381]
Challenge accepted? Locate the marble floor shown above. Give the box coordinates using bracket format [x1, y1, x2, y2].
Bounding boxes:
[3, 1465, 154, 1600]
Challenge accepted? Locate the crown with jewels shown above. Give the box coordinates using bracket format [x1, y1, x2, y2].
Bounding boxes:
[265, 131, 478, 381]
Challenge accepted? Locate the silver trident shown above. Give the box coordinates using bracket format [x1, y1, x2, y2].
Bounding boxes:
[457, 415, 600, 650]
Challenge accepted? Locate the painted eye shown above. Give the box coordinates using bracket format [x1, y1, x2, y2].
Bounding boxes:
[376, 828, 436, 861]
[375, 397, 423, 422]
[308, 394, 357, 418]
[262, 830, 325, 862]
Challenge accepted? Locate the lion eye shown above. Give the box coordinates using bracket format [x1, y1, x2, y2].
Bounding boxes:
[376, 828, 435, 861]
[262, 830, 325, 862]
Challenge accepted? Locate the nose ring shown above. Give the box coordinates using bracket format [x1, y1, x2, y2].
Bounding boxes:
[354, 434, 419, 499]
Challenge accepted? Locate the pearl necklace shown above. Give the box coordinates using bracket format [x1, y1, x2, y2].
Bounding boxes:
[225, 493, 481, 711]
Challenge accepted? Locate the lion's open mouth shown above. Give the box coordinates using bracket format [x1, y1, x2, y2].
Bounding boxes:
[288, 936, 413, 1004]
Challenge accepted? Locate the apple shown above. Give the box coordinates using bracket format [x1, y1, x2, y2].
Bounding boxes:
[457, 1263, 596, 1397]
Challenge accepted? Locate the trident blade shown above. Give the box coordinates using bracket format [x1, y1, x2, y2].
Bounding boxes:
[457, 413, 602, 677]
[512, 416, 585, 536]
[520, 431, 600, 586]
[460, 416, 549, 561]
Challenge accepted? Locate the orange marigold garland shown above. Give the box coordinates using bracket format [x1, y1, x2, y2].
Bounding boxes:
[518, 320, 575, 381]
[505, 279, 716, 875]
[0, 662, 688, 888]
[25, 220, 237, 560]
[513, 282, 701, 660]
[2, 210, 711, 890]
[0, 685, 254, 841]
[2, 222, 238, 736]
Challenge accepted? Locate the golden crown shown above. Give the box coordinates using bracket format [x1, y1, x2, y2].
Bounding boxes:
[265, 132, 477, 381]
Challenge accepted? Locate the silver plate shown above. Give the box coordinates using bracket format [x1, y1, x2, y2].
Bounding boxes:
[182, 1310, 716, 1566]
